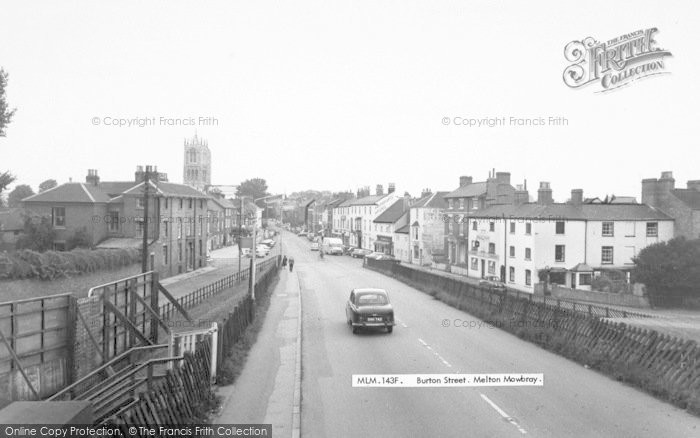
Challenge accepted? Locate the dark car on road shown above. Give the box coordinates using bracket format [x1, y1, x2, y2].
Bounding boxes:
[350, 248, 372, 258]
[346, 288, 395, 334]
[479, 276, 506, 291]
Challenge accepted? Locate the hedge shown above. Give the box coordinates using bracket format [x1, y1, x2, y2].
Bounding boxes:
[0, 247, 141, 280]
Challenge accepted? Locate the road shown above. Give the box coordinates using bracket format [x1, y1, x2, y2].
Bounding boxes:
[279, 231, 700, 438]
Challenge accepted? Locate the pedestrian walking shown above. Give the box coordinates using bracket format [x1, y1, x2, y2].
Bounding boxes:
[289, 257, 295, 272]
[282, 255, 288, 267]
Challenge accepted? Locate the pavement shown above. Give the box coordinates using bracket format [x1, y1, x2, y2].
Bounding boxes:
[214, 251, 301, 437]
[211, 230, 700, 437]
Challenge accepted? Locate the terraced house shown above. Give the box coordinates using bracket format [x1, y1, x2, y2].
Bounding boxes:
[443, 171, 516, 267]
[21, 166, 209, 278]
[464, 183, 674, 293]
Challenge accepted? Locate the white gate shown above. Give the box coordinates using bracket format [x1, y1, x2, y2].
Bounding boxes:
[168, 322, 218, 383]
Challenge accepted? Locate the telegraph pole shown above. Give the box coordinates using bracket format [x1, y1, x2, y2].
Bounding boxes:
[238, 198, 243, 275]
[141, 165, 150, 273]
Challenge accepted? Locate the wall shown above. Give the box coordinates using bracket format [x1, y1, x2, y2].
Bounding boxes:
[22, 202, 108, 247]
[549, 284, 650, 308]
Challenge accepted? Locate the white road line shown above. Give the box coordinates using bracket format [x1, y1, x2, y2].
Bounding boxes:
[480, 394, 528, 435]
[401, 323, 408, 328]
[418, 338, 428, 346]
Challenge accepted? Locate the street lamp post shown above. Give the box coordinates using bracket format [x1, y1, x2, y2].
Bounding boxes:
[246, 194, 281, 303]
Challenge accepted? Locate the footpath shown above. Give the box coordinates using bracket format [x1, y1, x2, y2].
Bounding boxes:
[214, 264, 302, 438]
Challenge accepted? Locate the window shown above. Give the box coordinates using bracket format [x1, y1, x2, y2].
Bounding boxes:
[448, 199, 454, 209]
[165, 198, 169, 210]
[525, 222, 532, 235]
[178, 221, 182, 239]
[472, 221, 477, 231]
[579, 273, 592, 286]
[109, 211, 119, 232]
[163, 246, 168, 265]
[52, 207, 66, 227]
[488, 243, 495, 254]
[555, 245, 565, 262]
[471, 240, 479, 251]
[200, 199, 204, 209]
[509, 246, 515, 257]
[601, 246, 614, 264]
[136, 219, 145, 237]
[163, 220, 169, 238]
[602, 221, 614, 237]
[646, 222, 658, 237]
[471, 257, 478, 270]
[510, 222, 515, 234]
[459, 199, 464, 210]
[555, 221, 565, 234]
[53, 241, 66, 251]
[488, 261, 495, 274]
[137, 197, 145, 209]
[489, 222, 495, 232]
[525, 269, 532, 286]
[179, 198, 183, 209]
[189, 198, 193, 209]
[525, 247, 531, 260]
[509, 266, 515, 282]
[178, 243, 182, 261]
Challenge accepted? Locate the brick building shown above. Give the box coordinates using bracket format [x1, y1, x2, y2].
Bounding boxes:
[642, 171, 700, 239]
[22, 167, 209, 278]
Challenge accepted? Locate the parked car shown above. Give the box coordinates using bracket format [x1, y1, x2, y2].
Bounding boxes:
[479, 276, 506, 291]
[343, 245, 356, 255]
[350, 248, 372, 258]
[376, 253, 397, 261]
[310, 242, 320, 251]
[261, 239, 276, 247]
[298, 231, 307, 237]
[346, 288, 395, 334]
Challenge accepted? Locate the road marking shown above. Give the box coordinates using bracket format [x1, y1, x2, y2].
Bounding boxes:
[480, 393, 528, 435]
[418, 338, 428, 346]
[418, 339, 453, 369]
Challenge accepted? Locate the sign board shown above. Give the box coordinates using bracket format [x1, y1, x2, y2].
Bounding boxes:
[240, 237, 254, 249]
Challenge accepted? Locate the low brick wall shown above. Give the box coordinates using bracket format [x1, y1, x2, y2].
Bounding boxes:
[549, 284, 651, 308]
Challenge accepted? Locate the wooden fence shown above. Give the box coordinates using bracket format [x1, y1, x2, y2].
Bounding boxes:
[0, 293, 74, 401]
[365, 259, 700, 406]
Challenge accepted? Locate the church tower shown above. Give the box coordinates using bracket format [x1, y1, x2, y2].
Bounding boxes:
[183, 132, 211, 191]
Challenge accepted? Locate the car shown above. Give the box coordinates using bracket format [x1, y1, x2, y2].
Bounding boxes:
[310, 242, 320, 251]
[350, 248, 372, 258]
[298, 231, 307, 237]
[479, 276, 506, 291]
[376, 253, 397, 261]
[261, 239, 275, 247]
[346, 288, 395, 334]
[256, 244, 270, 255]
[342, 245, 356, 255]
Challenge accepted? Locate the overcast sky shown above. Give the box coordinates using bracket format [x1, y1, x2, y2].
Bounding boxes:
[1, 0, 698, 201]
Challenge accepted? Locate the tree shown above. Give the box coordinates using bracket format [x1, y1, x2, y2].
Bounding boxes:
[16, 214, 56, 252]
[236, 178, 269, 203]
[632, 237, 700, 299]
[0, 68, 16, 137]
[67, 227, 92, 250]
[0, 171, 16, 206]
[39, 179, 58, 192]
[8, 184, 34, 207]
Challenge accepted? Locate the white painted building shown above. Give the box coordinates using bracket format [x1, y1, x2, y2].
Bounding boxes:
[408, 190, 449, 266]
[332, 185, 400, 249]
[464, 186, 674, 293]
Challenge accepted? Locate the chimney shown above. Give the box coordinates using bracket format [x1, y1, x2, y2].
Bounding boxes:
[388, 183, 396, 194]
[537, 182, 553, 205]
[459, 176, 473, 187]
[495, 172, 511, 185]
[85, 169, 100, 186]
[403, 192, 411, 210]
[376, 184, 384, 196]
[421, 188, 432, 198]
[514, 184, 529, 205]
[570, 189, 583, 206]
[687, 180, 700, 191]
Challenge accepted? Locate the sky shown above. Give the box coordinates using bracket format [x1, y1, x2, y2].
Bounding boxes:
[1, 0, 699, 202]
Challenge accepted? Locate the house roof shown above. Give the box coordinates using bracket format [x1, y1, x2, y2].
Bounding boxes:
[0, 208, 24, 231]
[22, 180, 208, 206]
[412, 191, 449, 209]
[395, 224, 410, 234]
[22, 183, 111, 203]
[443, 182, 488, 199]
[671, 189, 700, 210]
[350, 194, 388, 206]
[468, 202, 673, 221]
[570, 263, 594, 272]
[374, 200, 406, 223]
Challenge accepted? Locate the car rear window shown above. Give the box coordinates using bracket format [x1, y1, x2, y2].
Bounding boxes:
[357, 294, 388, 306]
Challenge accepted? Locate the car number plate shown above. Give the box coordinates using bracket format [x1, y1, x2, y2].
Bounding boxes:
[367, 317, 381, 322]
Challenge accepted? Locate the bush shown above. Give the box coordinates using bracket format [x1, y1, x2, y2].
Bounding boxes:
[0, 247, 140, 280]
